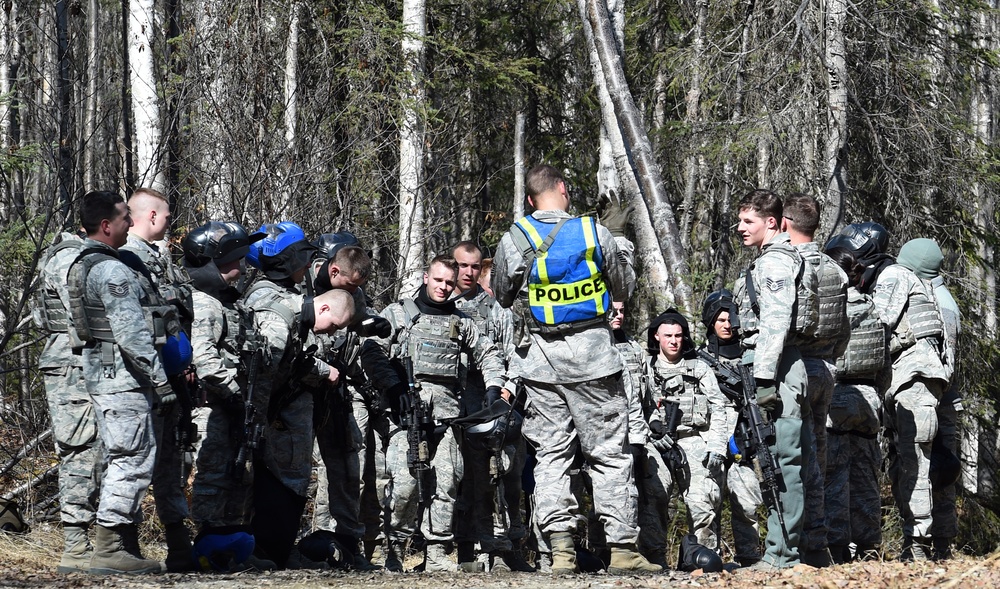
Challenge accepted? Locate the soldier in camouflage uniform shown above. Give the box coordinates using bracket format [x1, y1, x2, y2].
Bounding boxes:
[644, 311, 730, 556]
[491, 165, 660, 575]
[182, 221, 272, 571]
[33, 231, 104, 572]
[821, 245, 888, 563]
[68, 190, 173, 574]
[781, 194, 850, 567]
[371, 255, 506, 572]
[927, 240, 962, 561]
[121, 188, 196, 571]
[733, 189, 814, 569]
[450, 241, 532, 573]
[306, 235, 396, 571]
[241, 223, 356, 568]
[699, 290, 764, 566]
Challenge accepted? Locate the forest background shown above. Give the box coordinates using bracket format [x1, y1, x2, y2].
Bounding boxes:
[0, 0, 999, 555]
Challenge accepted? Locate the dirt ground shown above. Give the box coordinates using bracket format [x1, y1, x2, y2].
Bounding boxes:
[2, 523, 1000, 589]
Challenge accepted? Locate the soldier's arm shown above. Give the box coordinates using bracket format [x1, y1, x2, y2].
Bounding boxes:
[463, 320, 506, 388]
[190, 295, 240, 398]
[254, 308, 295, 375]
[697, 359, 732, 456]
[872, 268, 908, 331]
[93, 261, 167, 386]
[750, 255, 796, 380]
[360, 337, 404, 392]
[596, 224, 636, 303]
[491, 233, 525, 309]
[492, 305, 516, 362]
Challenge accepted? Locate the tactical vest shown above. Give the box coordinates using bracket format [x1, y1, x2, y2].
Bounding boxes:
[744, 241, 818, 339]
[836, 289, 887, 378]
[907, 279, 945, 341]
[67, 248, 179, 347]
[400, 299, 462, 382]
[455, 292, 496, 343]
[240, 280, 301, 369]
[510, 215, 609, 332]
[651, 361, 709, 430]
[32, 234, 83, 333]
[123, 239, 195, 331]
[809, 251, 848, 339]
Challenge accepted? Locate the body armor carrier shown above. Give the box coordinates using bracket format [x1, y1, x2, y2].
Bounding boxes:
[455, 292, 496, 342]
[836, 289, 887, 379]
[651, 362, 709, 430]
[906, 279, 945, 341]
[240, 280, 300, 372]
[32, 235, 83, 333]
[742, 241, 818, 341]
[808, 251, 848, 340]
[125, 239, 195, 331]
[400, 299, 462, 382]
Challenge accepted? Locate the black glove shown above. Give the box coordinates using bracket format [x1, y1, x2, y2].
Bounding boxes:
[353, 315, 392, 339]
[648, 420, 666, 440]
[485, 386, 503, 408]
[597, 189, 633, 237]
[154, 382, 177, 416]
[755, 379, 778, 411]
[386, 382, 408, 425]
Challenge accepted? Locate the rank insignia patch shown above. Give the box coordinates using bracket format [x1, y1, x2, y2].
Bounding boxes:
[109, 282, 129, 297]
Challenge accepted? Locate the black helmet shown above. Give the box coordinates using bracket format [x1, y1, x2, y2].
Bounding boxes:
[837, 222, 889, 262]
[701, 289, 740, 331]
[182, 221, 264, 267]
[677, 534, 723, 573]
[459, 399, 523, 453]
[313, 231, 360, 262]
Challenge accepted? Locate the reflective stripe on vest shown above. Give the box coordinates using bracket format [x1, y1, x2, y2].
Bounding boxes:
[514, 215, 608, 326]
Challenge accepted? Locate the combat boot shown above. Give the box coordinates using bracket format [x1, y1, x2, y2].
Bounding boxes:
[800, 547, 833, 568]
[164, 521, 195, 572]
[828, 543, 850, 565]
[898, 536, 931, 562]
[932, 537, 954, 561]
[548, 532, 577, 574]
[536, 552, 552, 573]
[496, 549, 535, 572]
[57, 524, 92, 573]
[424, 542, 458, 572]
[383, 541, 405, 572]
[607, 544, 663, 574]
[89, 524, 163, 575]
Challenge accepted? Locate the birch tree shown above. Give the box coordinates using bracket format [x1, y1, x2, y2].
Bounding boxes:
[126, 0, 165, 191]
[397, 0, 427, 297]
[821, 0, 848, 238]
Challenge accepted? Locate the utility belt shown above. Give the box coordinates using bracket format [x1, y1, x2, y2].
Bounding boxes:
[84, 340, 118, 379]
[512, 296, 606, 340]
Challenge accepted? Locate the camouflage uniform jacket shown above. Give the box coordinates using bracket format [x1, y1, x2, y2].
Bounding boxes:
[35, 233, 84, 370]
[373, 298, 505, 421]
[121, 235, 194, 326]
[615, 335, 651, 446]
[734, 233, 801, 381]
[190, 289, 241, 400]
[77, 239, 168, 393]
[872, 264, 949, 396]
[645, 356, 730, 456]
[491, 209, 636, 383]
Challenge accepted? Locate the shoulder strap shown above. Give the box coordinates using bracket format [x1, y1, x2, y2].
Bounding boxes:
[511, 216, 571, 289]
[401, 298, 421, 329]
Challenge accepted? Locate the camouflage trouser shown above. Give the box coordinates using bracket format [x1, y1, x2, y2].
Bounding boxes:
[313, 395, 366, 539]
[636, 441, 675, 558]
[724, 459, 763, 562]
[761, 346, 811, 568]
[43, 365, 103, 527]
[886, 378, 944, 538]
[801, 358, 835, 552]
[385, 423, 463, 542]
[455, 437, 527, 552]
[191, 396, 251, 529]
[152, 404, 190, 525]
[930, 390, 962, 539]
[497, 438, 528, 545]
[677, 433, 724, 550]
[825, 382, 883, 548]
[262, 393, 316, 498]
[89, 387, 157, 527]
[522, 374, 638, 545]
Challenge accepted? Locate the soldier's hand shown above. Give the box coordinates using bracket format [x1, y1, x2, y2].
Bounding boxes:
[651, 435, 674, 454]
[327, 366, 342, 385]
[484, 386, 504, 408]
[648, 420, 666, 440]
[705, 452, 725, 471]
[353, 315, 392, 339]
[154, 382, 177, 416]
[385, 382, 407, 425]
[597, 189, 633, 237]
[755, 379, 778, 410]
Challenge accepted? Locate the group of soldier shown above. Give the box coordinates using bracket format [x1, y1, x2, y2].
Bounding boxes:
[30, 166, 961, 575]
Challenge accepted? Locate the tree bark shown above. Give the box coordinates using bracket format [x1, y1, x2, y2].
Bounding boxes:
[126, 0, 165, 191]
[680, 0, 707, 252]
[397, 0, 427, 297]
[56, 0, 75, 219]
[513, 110, 526, 219]
[585, 0, 693, 314]
[821, 0, 848, 240]
[280, 0, 301, 212]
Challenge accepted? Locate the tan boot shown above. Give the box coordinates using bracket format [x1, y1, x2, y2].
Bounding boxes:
[89, 524, 163, 575]
[424, 542, 458, 572]
[57, 524, 92, 573]
[549, 532, 578, 575]
[607, 544, 663, 574]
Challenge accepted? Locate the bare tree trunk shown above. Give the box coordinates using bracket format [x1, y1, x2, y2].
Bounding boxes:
[680, 0, 707, 251]
[970, 3, 996, 336]
[585, 0, 693, 314]
[56, 0, 74, 219]
[513, 110, 526, 219]
[279, 0, 300, 212]
[821, 0, 848, 239]
[0, 1, 10, 215]
[397, 0, 427, 297]
[83, 0, 98, 190]
[127, 0, 165, 191]
[579, 0, 673, 319]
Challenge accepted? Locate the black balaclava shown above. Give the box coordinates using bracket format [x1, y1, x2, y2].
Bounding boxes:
[185, 259, 242, 305]
[415, 284, 457, 316]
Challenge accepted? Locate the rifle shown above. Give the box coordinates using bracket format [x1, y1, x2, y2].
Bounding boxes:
[489, 380, 522, 532]
[657, 397, 690, 491]
[168, 367, 200, 487]
[403, 357, 433, 511]
[233, 347, 265, 480]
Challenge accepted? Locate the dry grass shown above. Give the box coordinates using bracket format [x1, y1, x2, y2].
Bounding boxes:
[0, 521, 61, 570]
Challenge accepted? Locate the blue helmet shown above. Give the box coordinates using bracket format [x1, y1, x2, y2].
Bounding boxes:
[248, 222, 316, 280]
